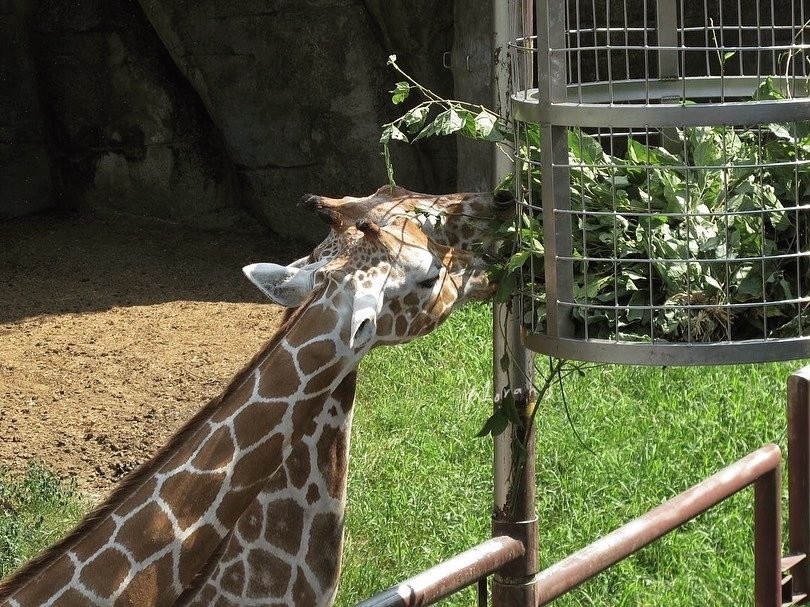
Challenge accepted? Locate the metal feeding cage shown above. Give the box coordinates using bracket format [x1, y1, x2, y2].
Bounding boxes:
[508, 0, 810, 365]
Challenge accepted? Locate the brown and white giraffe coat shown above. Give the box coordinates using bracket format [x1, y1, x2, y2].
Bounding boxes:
[0, 204, 500, 607]
[182, 187, 513, 606]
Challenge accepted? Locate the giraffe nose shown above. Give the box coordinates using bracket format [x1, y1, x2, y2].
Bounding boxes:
[493, 190, 516, 209]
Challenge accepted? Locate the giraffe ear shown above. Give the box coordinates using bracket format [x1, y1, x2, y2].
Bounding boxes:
[349, 292, 381, 349]
[242, 263, 314, 307]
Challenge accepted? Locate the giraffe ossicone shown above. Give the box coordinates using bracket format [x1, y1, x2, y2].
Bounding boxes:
[0, 198, 498, 607]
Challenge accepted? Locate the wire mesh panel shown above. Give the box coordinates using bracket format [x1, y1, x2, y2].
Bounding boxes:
[509, 0, 810, 364]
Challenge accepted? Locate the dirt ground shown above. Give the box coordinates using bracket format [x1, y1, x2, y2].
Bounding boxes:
[0, 211, 308, 501]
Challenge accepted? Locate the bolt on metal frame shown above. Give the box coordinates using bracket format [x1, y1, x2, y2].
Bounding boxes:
[510, 0, 810, 365]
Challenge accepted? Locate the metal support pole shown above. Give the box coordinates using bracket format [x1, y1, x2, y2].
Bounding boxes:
[491, 2, 538, 606]
[754, 465, 782, 607]
[789, 367, 810, 600]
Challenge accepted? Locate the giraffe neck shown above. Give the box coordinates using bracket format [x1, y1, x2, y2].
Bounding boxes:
[181, 371, 357, 606]
[0, 294, 364, 607]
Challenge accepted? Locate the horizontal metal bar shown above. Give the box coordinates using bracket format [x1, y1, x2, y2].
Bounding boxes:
[356, 536, 525, 607]
[513, 77, 810, 128]
[551, 297, 810, 313]
[521, 331, 810, 365]
[535, 444, 782, 604]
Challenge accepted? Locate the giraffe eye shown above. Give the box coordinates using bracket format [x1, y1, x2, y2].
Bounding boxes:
[418, 274, 440, 289]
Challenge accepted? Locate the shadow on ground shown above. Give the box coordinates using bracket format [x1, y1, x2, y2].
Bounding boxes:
[0, 211, 309, 324]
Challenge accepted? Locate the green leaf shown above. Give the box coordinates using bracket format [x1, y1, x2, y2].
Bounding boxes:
[476, 410, 509, 437]
[494, 270, 517, 304]
[379, 124, 408, 144]
[402, 105, 429, 132]
[433, 109, 466, 136]
[390, 81, 411, 105]
[474, 109, 499, 139]
[506, 250, 532, 272]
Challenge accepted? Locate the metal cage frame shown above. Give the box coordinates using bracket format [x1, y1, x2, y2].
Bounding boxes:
[510, 0, 810, 365]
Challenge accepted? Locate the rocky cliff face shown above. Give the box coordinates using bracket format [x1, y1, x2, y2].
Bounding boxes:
[0, 0, 53, 219]
[2, 0, 456, 241]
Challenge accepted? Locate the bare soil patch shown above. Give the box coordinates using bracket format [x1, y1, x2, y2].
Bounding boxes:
[0, 211, 307, 501]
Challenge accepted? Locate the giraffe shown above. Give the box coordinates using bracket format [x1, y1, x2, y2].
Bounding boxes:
[183, 186, 515, 606]
[0, 205, 496, 606]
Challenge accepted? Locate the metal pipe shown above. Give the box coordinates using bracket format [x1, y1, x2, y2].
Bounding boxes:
[535, 444, 783, 605]
[355, 537, 525, 607]
[789, 367, 810, 598]
[754, 466, 782, 606]
[491, 1, 538, 606]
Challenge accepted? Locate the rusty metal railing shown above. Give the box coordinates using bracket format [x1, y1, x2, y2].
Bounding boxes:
[355, 537, 524, 607]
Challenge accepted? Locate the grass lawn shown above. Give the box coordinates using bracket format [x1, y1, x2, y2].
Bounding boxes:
[0, 302, 805, 605]
[0, 463, 85, 579]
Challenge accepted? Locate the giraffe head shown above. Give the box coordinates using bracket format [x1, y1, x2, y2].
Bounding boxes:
[245, 212, 494, 349]
[296, 185, 515, 265]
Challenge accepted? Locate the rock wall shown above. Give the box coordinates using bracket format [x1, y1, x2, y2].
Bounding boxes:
[0, 0, 53, 219]
[28, 0, 254, 231]
[0, 0, 456, 242]
[137, 0, 455, 239]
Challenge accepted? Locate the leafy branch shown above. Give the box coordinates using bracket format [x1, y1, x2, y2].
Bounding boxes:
[380, 55, 511, 187]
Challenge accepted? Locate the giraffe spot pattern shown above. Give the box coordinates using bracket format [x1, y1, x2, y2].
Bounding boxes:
[233, 402, 284, 449]
[317, 424, 350, 499]
[258, 347, 300, 399]
[117, 502, 174, 562]
[263, 498, 304, 555]
[235, 498, 264, 544]
[192, 426, 236, 470]
[292, 567, 317, 605]
[230, 433, 284, 496]
[306, 512, 342, 587]
[159, 470, 226, 530]
[71, 516, 117, 561]
[305, 360, 343, 395]
[13, 553, 74, 605]
[285, 440, 311, 489]
[79, 547, 130, 598]
[114, 478, 157, 518]
[50, 588, 89, 606]
[246, 549, 291, 599]
[306, 483, 321, 505]
[297, 339, 337, 375]
[220, 561, 246, 596]
[210, 370, 257, 424]
[179, 523, 223, 585]
[114, 552, 174, 607]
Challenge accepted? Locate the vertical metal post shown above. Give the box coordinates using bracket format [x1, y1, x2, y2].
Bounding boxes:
[537, 0, 574, 339]
[754, 466, 782, 607]
[492, 2, 538, 606]
[656, 0, 681, 152]
[789, 367, 810, 598]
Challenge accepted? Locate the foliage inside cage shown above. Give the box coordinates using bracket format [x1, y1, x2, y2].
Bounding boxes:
[511, 78, 810, 343]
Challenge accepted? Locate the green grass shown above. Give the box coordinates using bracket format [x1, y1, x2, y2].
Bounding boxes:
[0, 305, 803, 605]
[0, 462, 84, 578]
[338, 302, 803, 606]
